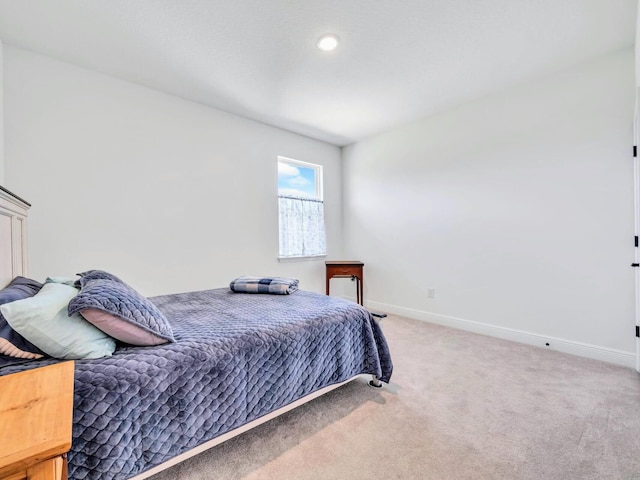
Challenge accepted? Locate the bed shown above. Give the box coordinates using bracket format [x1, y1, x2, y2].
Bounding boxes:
[0, 188, 393, 480]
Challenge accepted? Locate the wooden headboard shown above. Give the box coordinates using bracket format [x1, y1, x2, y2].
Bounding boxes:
[0, 186, 30, 288]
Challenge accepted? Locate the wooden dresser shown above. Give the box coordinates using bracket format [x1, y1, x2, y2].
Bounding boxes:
[0, 362, 74, 480]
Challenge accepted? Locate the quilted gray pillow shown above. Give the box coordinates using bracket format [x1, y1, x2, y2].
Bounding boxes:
[74, 269, 126, 289]
[68, 278, 175, 345]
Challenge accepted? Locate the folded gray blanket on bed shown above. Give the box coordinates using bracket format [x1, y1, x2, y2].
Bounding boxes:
[230, 276, 299, 294]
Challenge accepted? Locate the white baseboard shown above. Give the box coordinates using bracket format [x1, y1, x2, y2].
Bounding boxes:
[364, 299, 636, 369]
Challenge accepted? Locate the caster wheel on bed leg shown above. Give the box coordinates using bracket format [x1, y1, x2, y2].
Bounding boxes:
[369, 376, 383, 388]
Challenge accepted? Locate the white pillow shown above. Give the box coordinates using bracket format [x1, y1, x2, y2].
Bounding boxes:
[0, 282, 115, 359]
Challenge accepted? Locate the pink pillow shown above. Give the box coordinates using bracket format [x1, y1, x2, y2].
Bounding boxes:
[79, 308, 168, 346]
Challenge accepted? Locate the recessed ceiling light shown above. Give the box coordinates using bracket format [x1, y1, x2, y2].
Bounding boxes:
[317, 34, 339, 52]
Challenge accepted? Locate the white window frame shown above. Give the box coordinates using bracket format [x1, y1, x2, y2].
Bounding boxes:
[277, 156, 326, 261]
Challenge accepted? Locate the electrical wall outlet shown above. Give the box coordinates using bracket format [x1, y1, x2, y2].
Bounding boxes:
[427, 288, 435, 298]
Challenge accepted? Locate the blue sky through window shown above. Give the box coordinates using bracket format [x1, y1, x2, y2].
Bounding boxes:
[278, 160, 318, 198]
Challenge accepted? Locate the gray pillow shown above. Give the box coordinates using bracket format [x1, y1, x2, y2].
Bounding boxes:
[74, 269, 126, 289]
[68, 278, 175, 345]
[0, 276, 46, 361]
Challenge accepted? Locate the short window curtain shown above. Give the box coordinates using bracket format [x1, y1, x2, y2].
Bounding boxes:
[278, 195, 326, 257]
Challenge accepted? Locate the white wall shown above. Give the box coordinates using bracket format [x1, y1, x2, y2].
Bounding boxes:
[343, 48, 636, 365]
[636, 0, 640, 87]
[3, 46, 342, 296]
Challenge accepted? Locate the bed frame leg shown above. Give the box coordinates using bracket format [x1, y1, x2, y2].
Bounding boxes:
[369, 375, 383, 388]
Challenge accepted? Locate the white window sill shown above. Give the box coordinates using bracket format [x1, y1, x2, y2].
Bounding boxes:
[278, 255, 327, 263]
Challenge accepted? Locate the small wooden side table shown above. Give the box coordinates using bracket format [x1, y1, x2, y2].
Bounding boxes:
[326, 261, 364, 306]
[0, 361, 74, 480]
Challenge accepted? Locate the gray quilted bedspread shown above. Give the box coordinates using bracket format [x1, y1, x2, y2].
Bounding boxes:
[0, 288, 392, 480]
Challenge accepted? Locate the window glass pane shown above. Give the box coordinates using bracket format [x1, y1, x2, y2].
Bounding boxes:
[278, 162, 318, 199]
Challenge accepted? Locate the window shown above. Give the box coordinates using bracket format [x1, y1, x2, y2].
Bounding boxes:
[278, 156, 326, 258]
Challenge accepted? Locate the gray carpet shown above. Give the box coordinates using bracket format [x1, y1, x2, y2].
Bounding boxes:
[149, 315, 640, 480]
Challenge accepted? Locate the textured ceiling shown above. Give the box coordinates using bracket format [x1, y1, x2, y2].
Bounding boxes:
[0, 0, 635, 146]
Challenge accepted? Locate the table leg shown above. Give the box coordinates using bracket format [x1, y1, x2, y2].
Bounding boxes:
[27, 456, 65, 480]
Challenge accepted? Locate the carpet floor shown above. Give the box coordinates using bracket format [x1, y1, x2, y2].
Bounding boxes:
[149, 314, 640, 480]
